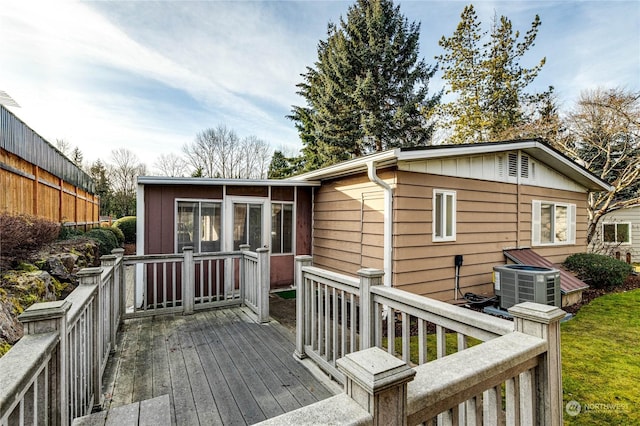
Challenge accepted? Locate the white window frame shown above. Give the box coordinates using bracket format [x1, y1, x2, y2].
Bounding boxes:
[432, 189, 456, 242]
[175, 198, 223, 253]
[602, 222, 632, 245]
[531, 200, 576, 246]
[224, 196, 269, 252]
[270, 202, 295, 255]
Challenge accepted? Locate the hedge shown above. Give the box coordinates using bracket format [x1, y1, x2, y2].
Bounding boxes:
[113, 216, 136, 244]
[85, 228, 119, 256]
[564, 253, 633, 288]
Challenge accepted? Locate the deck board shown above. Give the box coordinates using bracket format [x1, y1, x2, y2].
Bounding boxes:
[103, 307, 336, 425]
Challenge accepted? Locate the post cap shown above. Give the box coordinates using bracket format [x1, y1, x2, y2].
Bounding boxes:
[337, 346, 415, 394]
[19, 300, 71, 323]
[508, 302, 566, 324]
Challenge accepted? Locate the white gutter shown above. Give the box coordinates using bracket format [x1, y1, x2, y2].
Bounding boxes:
[367, 161, 393, 287]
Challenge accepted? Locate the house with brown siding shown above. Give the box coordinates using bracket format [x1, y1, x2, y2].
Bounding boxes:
[136, 177, 318, 288]
[289, 139, 611, 304]
[138, 139, 610, 305]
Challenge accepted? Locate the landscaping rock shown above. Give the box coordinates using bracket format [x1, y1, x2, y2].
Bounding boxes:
[0, 300, 22, 345]
[43, 256, 73, 282]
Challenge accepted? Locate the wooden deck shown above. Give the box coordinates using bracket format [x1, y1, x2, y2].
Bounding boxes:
[102, 307, 337, 425]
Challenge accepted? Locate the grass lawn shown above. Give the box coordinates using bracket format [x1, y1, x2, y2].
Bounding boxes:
[561, 288, 640, 424]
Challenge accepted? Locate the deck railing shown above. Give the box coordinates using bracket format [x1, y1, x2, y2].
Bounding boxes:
[290, 255, 564, 425]
[0, 247, 269, 425]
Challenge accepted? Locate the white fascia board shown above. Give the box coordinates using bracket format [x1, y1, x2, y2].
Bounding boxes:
[137, 176, 320, 187]
[288, 149, 399, 181]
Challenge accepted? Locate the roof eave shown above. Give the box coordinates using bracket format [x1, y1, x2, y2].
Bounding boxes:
[287, 149, 399, 181]
[137, 176, 321, 187]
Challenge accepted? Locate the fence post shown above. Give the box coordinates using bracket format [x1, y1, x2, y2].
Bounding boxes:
[239, 244, 250, 303]
[509, 302, 565, 426]
[19, 300, 71, 426]
[182, 247, 194, 315]
[78, 267, 104, 411]
[256, 248, 270, 323]
[358, 268, 384, 350]
[294, 255, 313, 359]
[337, 346, 415, 425]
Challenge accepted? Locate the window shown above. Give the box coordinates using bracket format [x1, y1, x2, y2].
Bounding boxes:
[433, 190, 456, 241]
[532, 201, 576, 245]
[271, 203, 294, 254]
[603, 223, 631, 244]
[176, 201, 222, 253]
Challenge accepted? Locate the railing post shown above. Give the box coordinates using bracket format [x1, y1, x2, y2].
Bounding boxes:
[337, 346, 415, 425]
[256, 248, 270, 323]
[509, 302, 566, 426]
[100, 254, 116, 355]
[358, 268, 384, 349]
[78, 267, 104, 411]
[182, 247, 194, 315]
[239, 244, 250, 303]
[111, 248, 125, 331]
[19, 300, 71, 426]
[295, 255, 313, 359]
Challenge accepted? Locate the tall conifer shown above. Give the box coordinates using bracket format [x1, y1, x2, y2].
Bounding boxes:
[290, 0, 440, 170]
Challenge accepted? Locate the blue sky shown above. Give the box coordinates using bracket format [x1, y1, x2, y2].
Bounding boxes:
[0, 1, 638, 169]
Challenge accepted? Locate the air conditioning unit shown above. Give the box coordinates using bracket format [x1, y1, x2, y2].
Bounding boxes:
[493, 265, 560, 309]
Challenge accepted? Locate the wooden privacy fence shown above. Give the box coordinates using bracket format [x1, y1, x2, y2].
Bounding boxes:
[0, 104, 99, 226]
[0, 247, 269, 425]
[283, 255, 565, 425]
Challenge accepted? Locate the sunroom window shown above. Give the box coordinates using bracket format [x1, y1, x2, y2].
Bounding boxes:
[271, 203, 293, 254]
[176, 201, 222, 253]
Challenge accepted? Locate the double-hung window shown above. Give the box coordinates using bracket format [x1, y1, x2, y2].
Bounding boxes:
[176, 200, 222, 253]
[271, 203, 293, 254]
[602, 222, 631, 244]
[433, 189, 456, 242]
[532, 200, 576, 245]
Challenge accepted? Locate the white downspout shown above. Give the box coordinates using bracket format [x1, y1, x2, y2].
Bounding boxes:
[367, 161, 393, 287]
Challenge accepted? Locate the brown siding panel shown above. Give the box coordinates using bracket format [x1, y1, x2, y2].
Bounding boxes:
[312, 173, 387, 277]
[392, 170, 591, 301]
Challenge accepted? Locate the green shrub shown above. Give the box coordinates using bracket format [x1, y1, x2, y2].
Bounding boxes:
[113, 216, 136, 244]
[564, 253, 633, 288]
[85, 228, 119, 256]
[102, 225, 125, 245]
[58, 226, 84, 240]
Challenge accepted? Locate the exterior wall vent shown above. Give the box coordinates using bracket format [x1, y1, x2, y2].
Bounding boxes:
[493, 264, 561, 309]
[520, 154, 529, 178]
[508, 152, 518, 177]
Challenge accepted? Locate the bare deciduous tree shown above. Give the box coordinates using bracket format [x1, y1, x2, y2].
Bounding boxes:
[554, 88, 640, 242]
[153, 153, 189, 177]
[183, 125, 272, 179]
[108, 148, 147, 217]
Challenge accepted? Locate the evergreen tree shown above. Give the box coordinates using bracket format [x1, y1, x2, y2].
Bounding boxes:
[437, 5, 550, 144]
[290, 0, 440, 170]
[88, 160, 113, 217]
[267, 150, 304, 179]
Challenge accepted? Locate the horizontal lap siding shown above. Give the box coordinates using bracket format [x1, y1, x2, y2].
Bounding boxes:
[393, 171, 590, 300]
[312, 173, 388, 276]
[394, 171, 519, 301]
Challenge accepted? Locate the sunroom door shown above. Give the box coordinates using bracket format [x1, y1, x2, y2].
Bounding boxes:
[225, 198, 269, 251]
